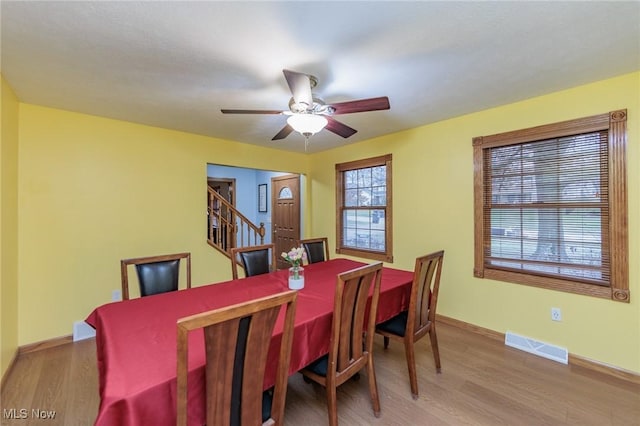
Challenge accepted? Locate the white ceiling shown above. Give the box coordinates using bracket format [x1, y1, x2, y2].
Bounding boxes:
[2, 1, 639, 153]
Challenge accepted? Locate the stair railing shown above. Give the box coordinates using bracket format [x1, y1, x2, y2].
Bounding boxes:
[207, 187, 265, 258]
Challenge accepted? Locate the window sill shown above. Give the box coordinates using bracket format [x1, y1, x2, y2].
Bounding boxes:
[337, 247, 393, 263]
[476, 267, 628, 302]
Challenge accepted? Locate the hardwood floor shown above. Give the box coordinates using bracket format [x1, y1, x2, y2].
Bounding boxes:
[2, 322, 638, 425]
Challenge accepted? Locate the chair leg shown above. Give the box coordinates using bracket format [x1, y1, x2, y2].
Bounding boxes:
[326, 382, 339, 426]
[404, 339, 419, 399]
[383, 336, 389, 349]
[429, 326, 442, 373]
[366, 355, 381, 417]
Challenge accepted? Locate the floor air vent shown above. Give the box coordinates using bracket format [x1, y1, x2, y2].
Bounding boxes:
[73, 320, 96, 341]
[505, 331, 568, 364]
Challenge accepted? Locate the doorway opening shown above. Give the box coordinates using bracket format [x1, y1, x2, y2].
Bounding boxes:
[206, 164, 305, 265]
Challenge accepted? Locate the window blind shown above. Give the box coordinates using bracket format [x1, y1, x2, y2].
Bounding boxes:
[483, 130, 610, 286]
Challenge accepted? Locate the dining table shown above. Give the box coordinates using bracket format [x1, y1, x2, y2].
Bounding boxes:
[85, 258, 414, 426]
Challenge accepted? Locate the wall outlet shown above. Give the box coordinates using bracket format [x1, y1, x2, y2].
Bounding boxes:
[112, 289, 122, 302]
[551, 307, 562, 322]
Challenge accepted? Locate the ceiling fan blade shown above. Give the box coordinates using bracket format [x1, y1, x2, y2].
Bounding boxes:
[283, 69, 313, 108]
[272, 124, 294, 140]
[325, 117, 357, 138]
[329, 96, 390, 115]
[221, 109, 283, 114]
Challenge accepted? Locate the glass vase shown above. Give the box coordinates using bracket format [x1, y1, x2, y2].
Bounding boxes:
[288, 266, 305, 290]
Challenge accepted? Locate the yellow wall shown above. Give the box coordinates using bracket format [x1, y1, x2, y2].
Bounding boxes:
[17, 105, 309, 345]
[9, 72, 640, 375]
[1, 76, 20, 376]
[310, 72, 639, 373]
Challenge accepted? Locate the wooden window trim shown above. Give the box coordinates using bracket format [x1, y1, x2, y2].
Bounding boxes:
[336, 154, 393, 262]
[473, 110, 629, 302]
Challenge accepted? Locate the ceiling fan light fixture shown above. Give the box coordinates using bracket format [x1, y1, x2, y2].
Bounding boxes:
[287, 113, 328, 136]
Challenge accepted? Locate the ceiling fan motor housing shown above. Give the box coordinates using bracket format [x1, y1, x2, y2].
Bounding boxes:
[288, 96, 335, 115]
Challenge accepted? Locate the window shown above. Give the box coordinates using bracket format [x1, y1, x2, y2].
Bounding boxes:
[336, 154, 393, 262]
[473, 110, 628, 302]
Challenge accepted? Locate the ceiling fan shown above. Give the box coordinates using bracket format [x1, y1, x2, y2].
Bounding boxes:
[221, 69, 390, 144]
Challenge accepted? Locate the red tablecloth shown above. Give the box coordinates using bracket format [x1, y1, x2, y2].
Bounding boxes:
[86, 259, 413, 426]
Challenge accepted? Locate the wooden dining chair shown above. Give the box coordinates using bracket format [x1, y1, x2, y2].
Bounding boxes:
[120, 252, 191, 300]
[176, 290, 297, 426]
[230, 243, 276, 279]
[298, 237, 330, 264]
[300, 262, 383, 426]
[375, 250, 445, 399]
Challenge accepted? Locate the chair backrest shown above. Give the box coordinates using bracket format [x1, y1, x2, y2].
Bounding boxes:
[407, 250, 445, 338]
[230, 244, 276, 279]
[176, 290, 297, 426]
[299, 237, 330, 264]
[330, 262, 383, 379]
[120, 252, 191, 300]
